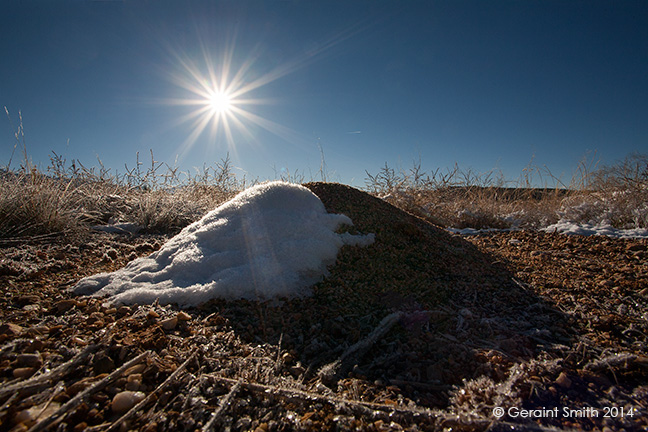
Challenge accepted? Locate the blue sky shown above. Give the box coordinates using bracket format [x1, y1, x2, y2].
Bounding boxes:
[2, 1, 647, 188]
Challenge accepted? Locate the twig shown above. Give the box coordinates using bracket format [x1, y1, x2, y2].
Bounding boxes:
[205, 373, 438, 422]
[274, 332, 283, 374]
[318, 311, 403, 384]
[28, 350, 151, 432]
[201, 380, 242, 432]
[388, 379, 452, 392]
[105, 350, 199, 432]
[0, 344, 99, 399]
[585, 353, 647, 372]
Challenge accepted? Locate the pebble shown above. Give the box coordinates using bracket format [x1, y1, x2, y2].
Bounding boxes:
[55, 299, 78, 313]
[0, 323, 23, 336]
[124, 363, 147, 375]
[17, 353, 42, 368]
[117, 305, 132, 316]
[160, 316, 178, 330]
[555, 372, 572, 389]
[16, 295, 39, 305]
[13, 367, 37, 379]
[111, 391, 146, 414]
[177, 311, 192, 321]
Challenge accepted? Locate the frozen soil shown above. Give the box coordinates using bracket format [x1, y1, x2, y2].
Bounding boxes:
[0, 182, 647, 431]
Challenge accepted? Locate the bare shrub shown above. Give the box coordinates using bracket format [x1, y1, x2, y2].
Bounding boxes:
[558, 153, 648, 228]
[364, 153, 648, 230]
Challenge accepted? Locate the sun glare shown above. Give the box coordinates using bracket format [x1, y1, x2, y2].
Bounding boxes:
[208, 90, 232, 114]
[163, 25, 367, 157]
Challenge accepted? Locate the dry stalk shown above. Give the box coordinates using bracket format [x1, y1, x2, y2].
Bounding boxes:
[27, 350, 151, 432]
[318, 311, 403, 385]
[201, 380, 242, 432]
[105, 350, 199, 432]
[585, 353, 648, 372]
[205, 374, 440, 422]
[0, 344, 99, 399]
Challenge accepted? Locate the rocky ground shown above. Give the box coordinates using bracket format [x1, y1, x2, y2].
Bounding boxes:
[0, 183, 646, 431]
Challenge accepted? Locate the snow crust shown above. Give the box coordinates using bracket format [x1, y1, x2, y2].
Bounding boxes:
[449, 222, 648, 238]
[541, 221, 648, 239]
[73, 181, 374, 306]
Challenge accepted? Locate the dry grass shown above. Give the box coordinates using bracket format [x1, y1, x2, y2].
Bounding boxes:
[1, 111, 246, 240]
[365, 153, 648, 231]
[0, 154, 243, 240]
[2, 152, 646, 241]
[3, 108, 647, 239]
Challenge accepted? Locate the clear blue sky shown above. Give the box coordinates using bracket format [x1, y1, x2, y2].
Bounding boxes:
[2, 0, 647, 188]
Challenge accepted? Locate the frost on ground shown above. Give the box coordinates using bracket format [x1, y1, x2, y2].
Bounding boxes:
[72, 181, 374, 306]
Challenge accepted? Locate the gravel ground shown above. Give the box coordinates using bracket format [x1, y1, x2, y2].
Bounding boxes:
[0, 182, 646, 431]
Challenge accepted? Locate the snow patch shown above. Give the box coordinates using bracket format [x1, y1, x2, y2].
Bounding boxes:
[73, 181, 374, 306]
[91, 222, 143, 235]
[541, 221, 648, 239]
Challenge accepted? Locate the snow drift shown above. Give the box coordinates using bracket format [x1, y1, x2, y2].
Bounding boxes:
[72, 181, 374, 306]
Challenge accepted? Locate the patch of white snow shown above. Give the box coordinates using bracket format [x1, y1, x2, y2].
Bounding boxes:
[542, 221, 648, 239]
[73, 181, 374, 306]
[91, 222, 143, 235]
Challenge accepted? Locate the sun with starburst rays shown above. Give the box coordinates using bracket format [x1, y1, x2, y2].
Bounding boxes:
[207, 89, 232, 115]
[162, 39, 301, 158]
[161, 24, 366, 159]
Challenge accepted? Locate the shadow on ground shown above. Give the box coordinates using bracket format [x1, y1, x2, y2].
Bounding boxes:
[195, 183, 575, 408]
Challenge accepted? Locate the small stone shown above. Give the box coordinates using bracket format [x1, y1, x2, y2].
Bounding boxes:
[16, 295, 39, 306]
[160, 316, 178, 330]
[0, 323, 23, 336]
[93, 352, 116, 374]
[147, 309, 160, 319]
[105, 248, 118, 259]
[124, 363, 146, 375]
[73, 422, 88, 432]
[127, 373, 143, 383]
[55, 299, 78, 313]
[111, 391, 146, 414]
[13, 367, 37, 379]
[17, 353, 42, 368]
[555, 371, 572, 389]
[125, 380, 142, 391]
[281, 352, 294, 364]
[176, 311, 191, 321]
[117, 305, 131, 315]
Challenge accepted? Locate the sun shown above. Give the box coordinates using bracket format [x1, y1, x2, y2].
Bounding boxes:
[163, 42, 291, 156]
[207, 89, 232, 115]
[162, 26, 366, 157]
